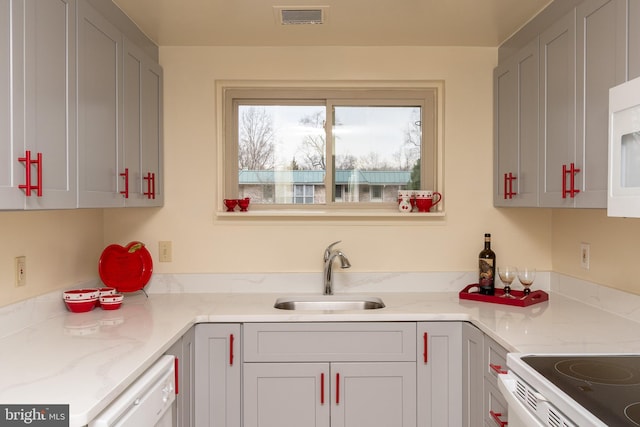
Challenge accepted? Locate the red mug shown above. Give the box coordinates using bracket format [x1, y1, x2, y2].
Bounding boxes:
[414, 191, 442, 212]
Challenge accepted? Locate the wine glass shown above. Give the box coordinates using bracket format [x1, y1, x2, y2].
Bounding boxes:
[518, 267, 536, 296]
[497, 266, 518, 299]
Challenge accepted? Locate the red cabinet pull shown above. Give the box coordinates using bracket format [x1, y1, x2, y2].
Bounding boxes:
[143, 172, 156, 199]
[490, 410, 508, 427]
[120, 168, 129, 198]
[18, 151, 43, 197]
[423, 332, 428, 364]
[174, 357, 179, 395]
[229, 334, 234, 366]
[489, 363, 508, 375]
[336, 373, 340, 405]
[503, 172, 517, 199]
[320, 373, 325, 405]
[562, 163, 581, 198]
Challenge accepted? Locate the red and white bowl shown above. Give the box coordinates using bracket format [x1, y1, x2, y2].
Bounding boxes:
[64, 298, 97, 313]
[98, 287, 116, 297]
[63, 288, 99, 301]
[99, 294, 123, 310]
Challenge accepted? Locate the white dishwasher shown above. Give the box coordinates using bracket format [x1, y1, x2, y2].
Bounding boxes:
[90, 355, 177, 427]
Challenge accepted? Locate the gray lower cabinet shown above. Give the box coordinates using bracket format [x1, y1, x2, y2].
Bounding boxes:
[194, 324, 241, 427]
[462, 322, 483, 427]
[482, 334, 508, 427]
[164, 326, 196, 427]
[417, 322, 462, 427]
[462, 323, 508, 427]
[243, 322, 417, 427]
[243, 361, 416, 427]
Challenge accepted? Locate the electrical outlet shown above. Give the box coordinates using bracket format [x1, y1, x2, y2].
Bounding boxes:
[159, 241, 172, 262]
[580, 243, 590, 270]
[15, 256, 26, 287]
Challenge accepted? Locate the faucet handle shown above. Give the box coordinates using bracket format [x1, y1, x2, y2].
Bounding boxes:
[324, 240, 342, 261]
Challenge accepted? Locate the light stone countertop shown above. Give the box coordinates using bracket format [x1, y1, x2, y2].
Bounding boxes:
[1, 272, 639, 426]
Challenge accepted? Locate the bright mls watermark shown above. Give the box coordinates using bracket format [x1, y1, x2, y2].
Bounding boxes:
[0, 405, 68, 426]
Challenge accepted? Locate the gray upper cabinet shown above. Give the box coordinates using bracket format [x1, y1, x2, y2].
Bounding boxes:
[0, 0, 17, 208]
[123, 40, 164, 207]
[496, 0, 628, 209]
[575, 0, 627, 208]
[493, 37, 539, 207]
[77, 0, 163, 208]
[538, 9, 577, 207]
[628, 0, 640, 79]
[1, 0, 77, 209]
[77, 0, 123, 208]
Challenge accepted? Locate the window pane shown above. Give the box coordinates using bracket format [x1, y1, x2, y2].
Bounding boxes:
[332, 106, 420, 203]
[238, 105, 326, 204]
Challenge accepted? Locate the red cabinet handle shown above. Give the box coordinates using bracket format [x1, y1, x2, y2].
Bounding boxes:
[174, 357, 179, 395]
[336, 373, 340, 405]
[562, 163, 581, 198]
[423, 332, 428, 364]
[229, 334, 234, 366]
[18, 151, 43, 197]
[120, 168, 129, 198]
[490, 410, 508, 427]
[143, 172, 156, 199]
[320, 373, 325, 404]
[503, 172, 517, 199]
[36, 152, 42, 197]
[489, 363, 507, 375]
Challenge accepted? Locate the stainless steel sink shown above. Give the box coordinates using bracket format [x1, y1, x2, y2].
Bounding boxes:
[274, 295, 385, 310]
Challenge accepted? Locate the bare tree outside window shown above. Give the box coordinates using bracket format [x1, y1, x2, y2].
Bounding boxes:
[297, 111, 326, 170]
[238, 106, 275, 170]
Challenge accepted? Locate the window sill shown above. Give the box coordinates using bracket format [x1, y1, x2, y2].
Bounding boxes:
[216, 209, 446, 220]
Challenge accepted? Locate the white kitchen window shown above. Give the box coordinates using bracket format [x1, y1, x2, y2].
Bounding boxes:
[219, 81, 443, 215]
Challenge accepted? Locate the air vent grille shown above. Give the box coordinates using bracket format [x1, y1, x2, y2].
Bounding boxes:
[278, 7, 326, 25]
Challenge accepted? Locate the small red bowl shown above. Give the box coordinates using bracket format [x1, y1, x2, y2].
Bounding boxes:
[63, 288, 99, 301]
[100, 294, 123, 304]
[98, 287, 116, 297]
[237, 197, 250, 211]
[65, 299, 97, 313]
[100, 301, 122, 310]
[100, 294, 123, 310]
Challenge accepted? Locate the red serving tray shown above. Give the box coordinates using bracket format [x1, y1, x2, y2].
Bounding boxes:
[459, 284, 549, 307]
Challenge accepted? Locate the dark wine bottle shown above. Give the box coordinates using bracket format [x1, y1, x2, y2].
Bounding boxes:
[478, 233, 496, 295]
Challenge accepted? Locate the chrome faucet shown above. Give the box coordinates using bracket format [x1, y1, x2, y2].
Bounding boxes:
[323, 241, 351, 295]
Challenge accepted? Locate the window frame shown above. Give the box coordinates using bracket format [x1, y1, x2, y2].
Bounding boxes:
[217, 80, 444, 216]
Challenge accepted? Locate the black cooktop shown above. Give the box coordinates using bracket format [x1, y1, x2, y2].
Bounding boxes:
[523, 355, 640, 426]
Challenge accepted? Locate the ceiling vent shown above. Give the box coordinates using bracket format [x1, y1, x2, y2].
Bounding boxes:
[275, 6, 328, 25]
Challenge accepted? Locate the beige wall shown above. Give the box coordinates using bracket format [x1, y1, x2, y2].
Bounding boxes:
[103, 46, 553, 278]
[8, 46, 637, 308]
[552, 209, 640, 294]
[0, 209, 103, 306]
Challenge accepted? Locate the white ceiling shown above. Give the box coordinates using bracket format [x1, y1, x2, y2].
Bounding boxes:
[112, 0, 552, 47]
